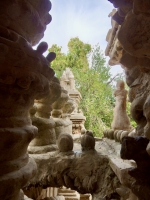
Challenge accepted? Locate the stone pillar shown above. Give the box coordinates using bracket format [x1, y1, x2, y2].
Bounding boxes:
[28, 77, 61, 154]
[0, 0, 54, 199]
[62, 98, 76, 135]
[51, 88, 70, 138]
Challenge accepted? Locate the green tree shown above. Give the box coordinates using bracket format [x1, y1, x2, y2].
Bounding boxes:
[49, 37, 91, 78]
[78, 45, 114, 136]
[49, 44, 67, 77]
[49, 38, 115, 137]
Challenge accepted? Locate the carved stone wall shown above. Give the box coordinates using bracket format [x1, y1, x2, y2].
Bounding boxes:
[0, 0, 56, 199]
[106, 0, 150, 199]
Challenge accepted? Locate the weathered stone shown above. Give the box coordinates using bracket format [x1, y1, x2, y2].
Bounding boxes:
[58, 133, 73, 152]
[111, 80, 132, 131]
[118, 11, 150, 58]
[0, 0, 55, 199]
[81, 131, 95, 151]
[121, 136, 150, 183]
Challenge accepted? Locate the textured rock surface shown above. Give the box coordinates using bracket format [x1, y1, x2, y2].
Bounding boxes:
[106, 0, 150, 198]
[0, 0, 55, 199]
[25, 139, 124, 200]
[28, 77, 61, 154]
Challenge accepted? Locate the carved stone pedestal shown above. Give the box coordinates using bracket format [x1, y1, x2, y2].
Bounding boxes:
[58, 188, 80, 200]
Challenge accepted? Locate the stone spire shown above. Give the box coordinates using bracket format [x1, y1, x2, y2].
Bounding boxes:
[60, 68, 86, 135]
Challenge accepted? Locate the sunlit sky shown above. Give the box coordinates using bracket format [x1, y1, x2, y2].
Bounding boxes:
[42, 0, 123, 76]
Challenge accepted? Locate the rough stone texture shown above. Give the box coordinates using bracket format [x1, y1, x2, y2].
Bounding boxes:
[118, 11, 150, 58]
[28, 77, 61, 154]
[0, 0, 55, 199]
[25, 139, 124, 200]
[51, 88, 73, 138]
[105, 9, 122, 66]
[106, 0, 150, 198]
[58, 133, 73, 152]
[81, 131, 95, 151]
[121, 136, 150, 183]
[62, 98, 75, 135]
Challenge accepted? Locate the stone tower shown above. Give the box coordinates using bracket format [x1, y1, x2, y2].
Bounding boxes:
[60, 68, 86, 135]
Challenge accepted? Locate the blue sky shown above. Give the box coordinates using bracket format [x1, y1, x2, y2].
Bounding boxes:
[42, 0, 123, 76]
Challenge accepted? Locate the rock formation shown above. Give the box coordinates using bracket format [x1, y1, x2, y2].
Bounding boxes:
[25, 138, 121, 200]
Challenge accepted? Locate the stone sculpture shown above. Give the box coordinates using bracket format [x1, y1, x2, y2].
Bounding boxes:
[105, 1, 150, 198]
[0, 0, 56, 199]
[60, 68, 86, 135]
[111, 80, 131, 131]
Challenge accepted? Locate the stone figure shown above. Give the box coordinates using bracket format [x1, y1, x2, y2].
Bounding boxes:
[111, 80, 131, 131]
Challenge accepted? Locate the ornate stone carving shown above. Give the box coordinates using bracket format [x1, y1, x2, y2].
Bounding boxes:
[111, 80, 131, 131]
[60, 68, 86, 135]
[106, 1, 150, 198]
[0, 0, 55, 199]
[51, 88, 71, 138]
[28, 77, 61, 154]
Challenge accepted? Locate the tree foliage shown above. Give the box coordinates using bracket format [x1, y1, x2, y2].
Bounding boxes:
[49, 38, 115, 137]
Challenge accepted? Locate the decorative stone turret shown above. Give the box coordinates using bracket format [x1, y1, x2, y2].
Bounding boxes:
[0, 0, 55, 199]
[60, 68, 86, 135]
